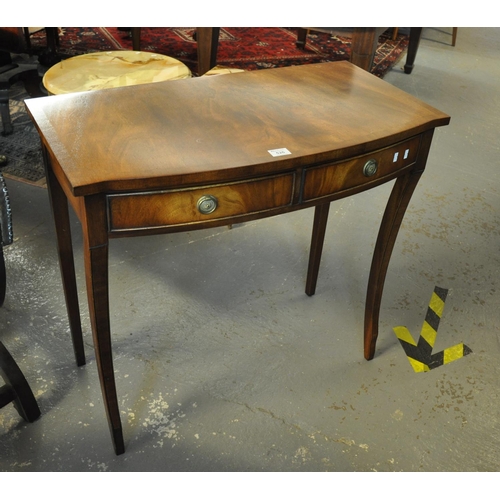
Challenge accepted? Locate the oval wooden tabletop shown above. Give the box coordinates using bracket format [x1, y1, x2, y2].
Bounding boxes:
[26, 61, 450, 196]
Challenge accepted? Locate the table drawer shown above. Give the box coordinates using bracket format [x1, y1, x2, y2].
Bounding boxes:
[107, 173, 294, 232]
[302, 136, 421, 202]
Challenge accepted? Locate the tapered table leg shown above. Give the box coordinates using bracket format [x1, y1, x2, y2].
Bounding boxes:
[43, 147, 86, 366]
[306, 202, 330, 296]
[404, 27, 423, 74]
[81, 195, 124, 455]
[364, 129, 435, 360]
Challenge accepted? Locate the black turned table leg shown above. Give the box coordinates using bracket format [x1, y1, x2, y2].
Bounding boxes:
[404, 28, 423, 74]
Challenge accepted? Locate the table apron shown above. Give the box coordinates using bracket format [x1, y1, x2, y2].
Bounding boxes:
[105, 135, 422, 237]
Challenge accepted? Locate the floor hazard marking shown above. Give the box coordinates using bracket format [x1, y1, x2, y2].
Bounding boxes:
[393, 286, 472, 372]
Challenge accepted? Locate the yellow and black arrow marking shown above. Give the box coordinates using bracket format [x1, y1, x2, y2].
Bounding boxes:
[393, 286, 472, 372]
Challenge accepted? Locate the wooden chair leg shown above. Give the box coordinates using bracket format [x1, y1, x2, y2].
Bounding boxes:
[452, 28, 458, 47]
[0, 341, 41, 422]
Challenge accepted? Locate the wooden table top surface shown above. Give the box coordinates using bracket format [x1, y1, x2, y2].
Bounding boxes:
[26, 61, 450, 196]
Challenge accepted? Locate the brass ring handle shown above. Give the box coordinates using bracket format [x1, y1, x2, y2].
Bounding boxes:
[197, 194, 218, 215]
[363, 159, 378, 177]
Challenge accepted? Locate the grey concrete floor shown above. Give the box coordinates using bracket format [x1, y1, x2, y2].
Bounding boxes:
[0, 27, 499, 473]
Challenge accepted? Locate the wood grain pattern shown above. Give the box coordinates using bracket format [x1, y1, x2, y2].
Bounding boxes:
[26, 61, 449, 197]
[108, 173, 294, 232]
[302, 136, 420, 202]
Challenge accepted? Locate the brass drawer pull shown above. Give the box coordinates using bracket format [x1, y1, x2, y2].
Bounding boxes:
[197, 194, 218, 214]
[363, 159, 378, 177]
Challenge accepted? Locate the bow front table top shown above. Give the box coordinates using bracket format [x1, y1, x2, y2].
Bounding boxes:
[26, 61, 450, 455]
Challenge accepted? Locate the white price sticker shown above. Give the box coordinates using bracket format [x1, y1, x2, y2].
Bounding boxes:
[268, 148, 292, 157]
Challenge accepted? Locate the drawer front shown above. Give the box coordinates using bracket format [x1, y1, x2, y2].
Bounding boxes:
[302, 136, 421, 202]
[108, 173, 294, 232]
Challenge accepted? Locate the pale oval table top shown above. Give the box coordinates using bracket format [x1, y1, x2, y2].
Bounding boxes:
[43, 50, 191, 94]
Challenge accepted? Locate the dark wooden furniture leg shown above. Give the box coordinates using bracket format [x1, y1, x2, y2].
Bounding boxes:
[81, 195, 125, 455]
[196, 27, 220, 75]
[296, 28, 309, 49]
[295, 28, 380, 71]
[38, 27, 61, 68]
[351, 28, 380, 71]
[0, 341, 41, 422]
[305, 202, 330, 296]
[43, 147, 86, 367]
[131, 28, 141, 51]
[404, 27, 423, 74]
[364, 129, 434, 360]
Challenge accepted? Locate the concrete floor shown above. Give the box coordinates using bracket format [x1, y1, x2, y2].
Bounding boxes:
[0, 27, 499, 473]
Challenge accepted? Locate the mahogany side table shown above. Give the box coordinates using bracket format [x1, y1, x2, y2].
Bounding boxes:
[26, 61, 450, 454]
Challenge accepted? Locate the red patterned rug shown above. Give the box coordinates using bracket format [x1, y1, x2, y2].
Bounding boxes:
[29, 27, 409, 78]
